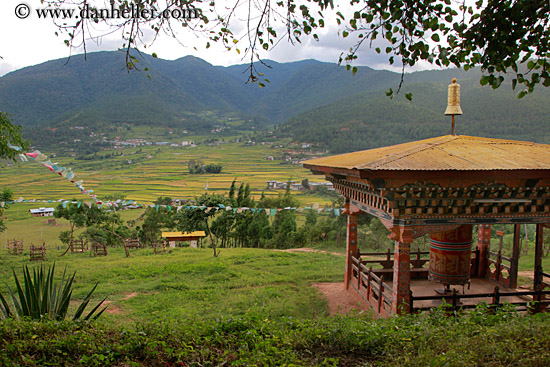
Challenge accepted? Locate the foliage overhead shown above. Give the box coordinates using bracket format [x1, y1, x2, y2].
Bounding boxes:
[0, 112, 29, 161]
[46, 0, 550, 96]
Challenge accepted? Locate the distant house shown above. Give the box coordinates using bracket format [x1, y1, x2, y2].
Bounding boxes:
[29, 207, 55, 217]
[309, 182, 335, 191]
[266, 180, 297, 190]
[161, 231, 206, 248]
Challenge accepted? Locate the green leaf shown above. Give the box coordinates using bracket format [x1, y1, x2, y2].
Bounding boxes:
[431, 33, 440, 42]
[405, 93, 413, 101]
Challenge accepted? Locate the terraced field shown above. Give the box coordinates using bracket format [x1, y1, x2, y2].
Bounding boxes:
[0, 142, 333, 205]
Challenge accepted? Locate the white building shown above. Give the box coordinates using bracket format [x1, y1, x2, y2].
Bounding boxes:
[29, 208, 55, 217]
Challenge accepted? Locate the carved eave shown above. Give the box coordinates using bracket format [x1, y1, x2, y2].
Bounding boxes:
[326, 170, 550, 243]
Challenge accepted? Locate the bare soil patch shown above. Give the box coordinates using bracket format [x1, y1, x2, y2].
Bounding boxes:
[102, 300, 123, 315]
[312, 282, 371, 316]
[122, 292, 139, 300]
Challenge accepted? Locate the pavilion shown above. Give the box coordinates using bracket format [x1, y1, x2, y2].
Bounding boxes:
[303, 134, 550, 316]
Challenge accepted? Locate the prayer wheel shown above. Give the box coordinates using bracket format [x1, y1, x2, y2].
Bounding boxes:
[429, 225, 473, 286]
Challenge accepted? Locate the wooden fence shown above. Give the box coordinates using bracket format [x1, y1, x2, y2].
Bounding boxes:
[487, 249, 513, 287]
[29, 243, 46, 261]
[7, 239, 23, 255]
[351, 256, 393, 316]
[410, 286, 550, 314]
[92, 242, 108, 257]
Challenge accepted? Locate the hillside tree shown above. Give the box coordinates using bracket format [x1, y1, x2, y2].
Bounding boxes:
[0, 113, 30, 232]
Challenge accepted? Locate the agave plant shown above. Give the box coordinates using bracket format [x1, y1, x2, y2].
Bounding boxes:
[0, 263, 107, 321]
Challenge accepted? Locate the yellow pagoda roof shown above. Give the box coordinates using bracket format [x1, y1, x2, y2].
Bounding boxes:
[161, 231, 206, 238]
[302, 135, 550, 171]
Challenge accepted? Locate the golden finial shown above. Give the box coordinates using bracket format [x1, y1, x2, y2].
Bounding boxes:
[445, 78, 463, 135]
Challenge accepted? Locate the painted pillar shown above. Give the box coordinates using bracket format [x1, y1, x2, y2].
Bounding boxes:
[510, 224, 521, 289]
[392, 239, 411, 315]
[534, 224, 544, 290]
[477, 224, 492, 278]
[345, 210, 358, 289]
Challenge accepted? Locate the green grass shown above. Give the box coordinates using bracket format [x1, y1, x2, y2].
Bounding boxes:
[1, 305, 549, 366]
[0, 245, 345, 325]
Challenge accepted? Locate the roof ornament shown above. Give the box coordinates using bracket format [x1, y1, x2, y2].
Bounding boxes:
[444, 78, 463, 135]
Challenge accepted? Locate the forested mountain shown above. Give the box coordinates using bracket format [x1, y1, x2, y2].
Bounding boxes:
[0, 50, 549, 153]
[280, 68, 550, 153]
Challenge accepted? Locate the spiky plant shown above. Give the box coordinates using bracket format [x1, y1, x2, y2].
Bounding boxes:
[0, 263, 106, 321]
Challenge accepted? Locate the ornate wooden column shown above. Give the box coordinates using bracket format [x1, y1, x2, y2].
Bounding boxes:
[510, 224, 522, 288]
[391, 233, 412, 315]
[477, 224, 492, 278]
[344, 204, 359, 290]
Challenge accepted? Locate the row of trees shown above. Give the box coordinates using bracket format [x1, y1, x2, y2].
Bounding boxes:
[187, 160, 223, 174]
[53, 180, 355, 257]
[142, 181, 346, 256]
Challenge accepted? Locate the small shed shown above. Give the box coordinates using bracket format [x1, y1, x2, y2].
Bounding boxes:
[29, 207, 55, 217]
[161, 231, 206, 248]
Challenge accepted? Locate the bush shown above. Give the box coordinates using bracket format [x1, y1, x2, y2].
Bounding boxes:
[0, 264, 106, 321]
[0, 308, 549, 366]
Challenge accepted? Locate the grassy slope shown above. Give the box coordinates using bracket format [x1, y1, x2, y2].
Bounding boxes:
[0, 245, 345, 325]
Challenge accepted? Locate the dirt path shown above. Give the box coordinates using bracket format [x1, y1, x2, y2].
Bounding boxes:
[104, 292, 139, 314]
[312, 282, 371, 316]
[518, 271, 534, 279]
[277, 249, 374, 315]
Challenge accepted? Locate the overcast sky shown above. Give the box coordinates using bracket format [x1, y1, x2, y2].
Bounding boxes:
[0, 0, 436, 77]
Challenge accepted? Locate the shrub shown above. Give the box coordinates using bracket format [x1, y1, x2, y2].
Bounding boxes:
[0, 264, 106, 321]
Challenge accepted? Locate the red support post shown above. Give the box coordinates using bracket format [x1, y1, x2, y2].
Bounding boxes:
[477, 224, 492, 278]
[534, 224, 544, 291]
[392, 239, 411, 315]
[510, 224, 521, 288]
[345, 210, 358, 289]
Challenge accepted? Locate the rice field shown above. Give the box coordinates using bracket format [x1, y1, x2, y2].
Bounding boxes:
[0, 142, 334, 206]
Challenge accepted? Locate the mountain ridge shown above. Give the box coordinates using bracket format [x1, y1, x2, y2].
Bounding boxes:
[1, 50, 549, 153]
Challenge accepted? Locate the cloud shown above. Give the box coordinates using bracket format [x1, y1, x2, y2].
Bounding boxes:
[0, 0, 441, 75]
[0, 61, 17, 77]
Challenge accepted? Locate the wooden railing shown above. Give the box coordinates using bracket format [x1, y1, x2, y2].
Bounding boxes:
[92, 242, 108, 257]
[126, 238, 141, 249]
[7, 239, 23, 255]
[70, 239, 88, 253]
[410, 286, 550, 314]
[358, 248, 430, 280]
[153, 241, 166, 254]
[487, 250, 513, 287]
[29, 243, 46, 261]
[351, 255, 393, 316]
[541, 271, 550, 289]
